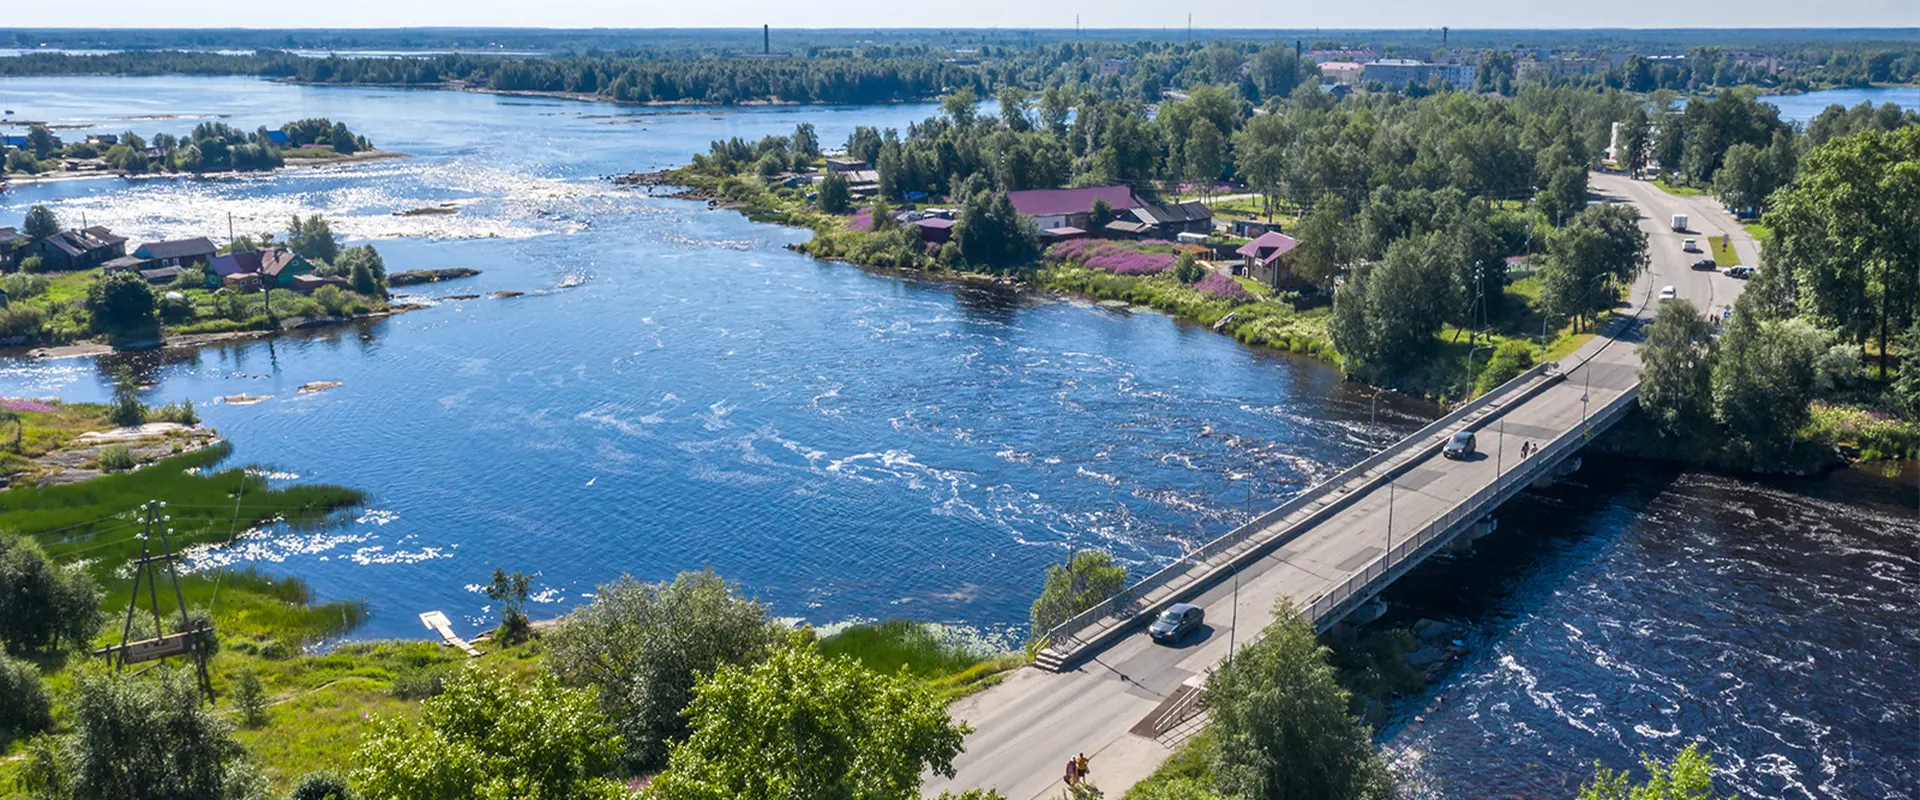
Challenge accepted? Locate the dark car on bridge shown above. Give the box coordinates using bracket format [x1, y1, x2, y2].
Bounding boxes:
[1149, 603, 1204, 644]
[1443, 430, 1477, 460]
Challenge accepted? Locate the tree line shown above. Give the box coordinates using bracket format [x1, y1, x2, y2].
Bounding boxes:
[4, 117, 371, 176]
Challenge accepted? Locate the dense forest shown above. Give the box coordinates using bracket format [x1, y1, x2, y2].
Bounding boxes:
[6, 32, 1920, 106]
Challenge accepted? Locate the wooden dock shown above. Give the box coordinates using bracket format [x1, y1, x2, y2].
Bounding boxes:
[418, 610, 480, 657]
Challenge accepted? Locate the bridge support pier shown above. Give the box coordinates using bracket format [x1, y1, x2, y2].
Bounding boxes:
[1449, 516, 1499, 554]
[1337, 598, 1389, 632]
[1531, 455, 1584, 488]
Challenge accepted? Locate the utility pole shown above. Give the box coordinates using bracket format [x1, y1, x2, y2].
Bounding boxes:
[103, 501, 215, 701]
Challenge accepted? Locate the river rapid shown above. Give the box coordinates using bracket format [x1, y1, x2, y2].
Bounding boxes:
[0, 78, 1913, 797]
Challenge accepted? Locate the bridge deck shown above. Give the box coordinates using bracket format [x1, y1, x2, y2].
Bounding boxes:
[926, 172, 1754, 800]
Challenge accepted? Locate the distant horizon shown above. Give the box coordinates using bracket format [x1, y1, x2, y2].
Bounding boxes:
[3, 25, 1920, 33]
[3, 0, 1919, 33]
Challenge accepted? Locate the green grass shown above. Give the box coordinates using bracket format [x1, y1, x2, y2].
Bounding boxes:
[0, 400, 112, 479]
[1804, 401, 1920, 460]
[0, 442, 369, 650]
[1710, 234, 1742, 267]
[1121, 728, 1217, 800]
[1038, 266, 1335, 360]
[281, 147, 348, 160]
[1744, 221, 1774, 245]
[1652, 177, 1706, 197]
[818, 620, 1026, 702]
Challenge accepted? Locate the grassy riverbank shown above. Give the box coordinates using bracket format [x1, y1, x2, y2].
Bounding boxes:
[647, 169, 1599, 403]
[0, 430, 1022, 793]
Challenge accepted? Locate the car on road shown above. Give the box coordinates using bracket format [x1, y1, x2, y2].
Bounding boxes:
[1691, 258, 1717, 270]
[1442, 430, 1477, 460]
[1659, 285, 1678, 301]
[1682, 238, 1700, 252]
[1149, 603, 1204, 643]
[1726, 265, 1753, 280]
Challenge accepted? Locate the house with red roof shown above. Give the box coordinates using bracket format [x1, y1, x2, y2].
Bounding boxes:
[1006, 185, 1141, 231]
[1235, 231, 1304, 289]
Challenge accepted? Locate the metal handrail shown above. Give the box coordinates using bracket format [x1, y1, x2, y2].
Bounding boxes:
[1303, 385, 1639, 626]
[1039, 362, 1556, 647]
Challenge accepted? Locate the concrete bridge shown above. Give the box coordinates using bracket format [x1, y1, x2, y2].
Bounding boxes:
[924, 173, 1756, 800]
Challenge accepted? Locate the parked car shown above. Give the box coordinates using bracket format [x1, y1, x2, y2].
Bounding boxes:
[1443, 430, 1476, 460]
[1659, 285, 1678, 301]
[1726, 265, 1754, 280]
[1149, 603, 1205, 643]
[1691, 258, 1717, 270]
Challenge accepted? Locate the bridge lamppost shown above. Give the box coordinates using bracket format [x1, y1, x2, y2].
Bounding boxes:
[1385, 479, 1395, 558]
[1466, 343, 1494, 399]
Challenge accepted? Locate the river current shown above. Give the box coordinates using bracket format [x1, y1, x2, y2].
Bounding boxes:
[1, 77, 1913, 797]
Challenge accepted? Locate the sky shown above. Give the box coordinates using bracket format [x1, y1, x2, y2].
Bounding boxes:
[7, 0, 1920, 31]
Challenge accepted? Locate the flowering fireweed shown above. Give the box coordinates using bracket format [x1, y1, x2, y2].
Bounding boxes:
[1046, 240, 1175, 275]
[1196, 272, 1252, 302]
[846, 207, 876, 232]
[0, 399, 58, 413]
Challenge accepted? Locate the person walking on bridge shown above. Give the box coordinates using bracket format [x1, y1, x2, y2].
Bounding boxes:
[1076, 752, 1091, 782]
[1064, 757, 1080, 787]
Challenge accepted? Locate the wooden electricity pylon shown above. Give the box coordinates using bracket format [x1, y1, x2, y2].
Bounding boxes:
[92, 500, 217, 702]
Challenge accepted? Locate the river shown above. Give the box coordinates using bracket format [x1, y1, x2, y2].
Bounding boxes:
[0, 76, 1424, 648]
[1, 76, 1915, 798]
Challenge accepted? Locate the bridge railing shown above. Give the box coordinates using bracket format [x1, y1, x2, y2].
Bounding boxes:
[1304, 383, 1641, 628]
[1040, 362, 1555, 650]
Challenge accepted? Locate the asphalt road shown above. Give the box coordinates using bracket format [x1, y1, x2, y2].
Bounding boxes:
[924, 173, 1752, 800]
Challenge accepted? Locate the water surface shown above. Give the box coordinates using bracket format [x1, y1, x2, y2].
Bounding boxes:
[0, 76, 1419, 645]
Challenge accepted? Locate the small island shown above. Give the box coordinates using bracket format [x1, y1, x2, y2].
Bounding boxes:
[1, 116, 400, 182]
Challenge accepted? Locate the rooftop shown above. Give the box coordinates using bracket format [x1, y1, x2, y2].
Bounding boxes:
[135, 237, 216, 260]
[1007, 185, 1140, 218]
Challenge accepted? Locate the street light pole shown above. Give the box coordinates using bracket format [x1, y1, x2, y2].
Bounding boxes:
[1580, 364, 1592, 437]
[1386, 479, 1395, 556]
[1497, 417, 1505, 477]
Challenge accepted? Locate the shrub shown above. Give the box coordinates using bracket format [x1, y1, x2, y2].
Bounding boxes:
[150, 399, 199, 426]
[1173, 253, 1206, 284]
[1475, 340, 1537, 395]
[388, 663, 458, 701]
[313, 285, 348, 316]
[0, 654, 54, 744]
[98, 444, 136, 472]
[157, 292, 194, 323]
[20, 255, 46, 273]
[171, 268, 208, 290]
[233, 667, 268, 728]
[544, 569, 785, 771]
[1029, 550, 1128, 643]
[0, 533, 104, 653]
[108, 370, 146, 428]
[2, 273, 50, 299]
[289, 771, 354, 800]
[0, 305, 47, 339]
